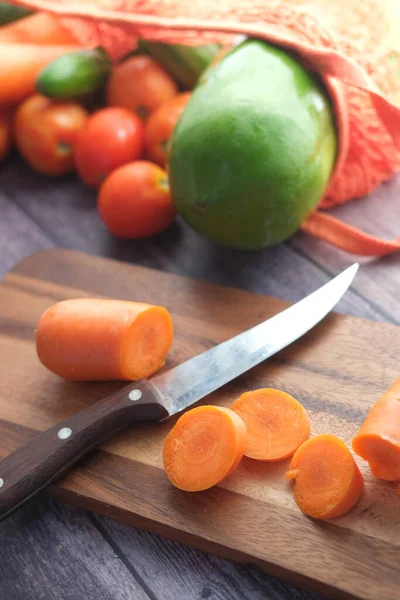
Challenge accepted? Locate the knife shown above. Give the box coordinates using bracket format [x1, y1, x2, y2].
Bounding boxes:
[0, 263, 359, 521]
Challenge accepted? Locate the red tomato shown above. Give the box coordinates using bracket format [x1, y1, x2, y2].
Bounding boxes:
[106, 56, 178, 120]
[0, 109, 12, 163]
[14, 95, 88, 176]
[74, 107, 144, 188]
[144, 92, 191, 166]
[98, 161, 176, 239]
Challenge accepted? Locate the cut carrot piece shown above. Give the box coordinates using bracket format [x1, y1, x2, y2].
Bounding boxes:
[286, 434, 364, 520]
[163, 405, 247, 491]
[0, 13, 79, 45]
[353, 377, 400, 481]
[230, 388, 310, 461]
[0, 43, 79, 105]
[36, 298, 173, 381]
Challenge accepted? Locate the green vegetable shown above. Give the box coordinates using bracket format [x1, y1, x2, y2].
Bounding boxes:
[168, 39, 337, 250]
[138, 40, 221, 89]
[0, 1, 32, 25]
[36, 47, 112, 100]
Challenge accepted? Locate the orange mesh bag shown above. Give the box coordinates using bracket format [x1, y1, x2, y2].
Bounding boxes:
[8, 0, 400, 255]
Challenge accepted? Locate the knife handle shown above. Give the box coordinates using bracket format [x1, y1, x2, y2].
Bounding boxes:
[0, 379, 168, 522]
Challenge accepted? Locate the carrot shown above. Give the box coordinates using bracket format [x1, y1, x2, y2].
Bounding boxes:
[0, 42, 79, 105]
[230, 388, 310, 461]
[0, 12, 78, 45]
[286, 434, 364, 520]
[352, 377, 400, 481]
[35, 298, 174, 381]
[163, 405, 247, 491]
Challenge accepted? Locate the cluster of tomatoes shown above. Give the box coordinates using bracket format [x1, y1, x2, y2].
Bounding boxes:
[1, 55, 191, 239]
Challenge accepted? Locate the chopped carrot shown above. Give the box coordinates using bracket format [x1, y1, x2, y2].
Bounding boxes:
[0, 43, 79, 105]
[0, 13, 79, 45]
[230, 388, 310, 461]
[163, 405, 247, 491]
[286, 434, 364, 520]
[35, 298, 173, 381]
[353, 377, 400, 481]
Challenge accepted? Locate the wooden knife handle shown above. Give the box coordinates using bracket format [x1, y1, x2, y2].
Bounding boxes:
[0, 380, 168, 521]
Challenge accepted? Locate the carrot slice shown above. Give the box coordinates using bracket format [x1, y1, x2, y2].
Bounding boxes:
[286, 434, 364, 520]
[163, 405, 247, 491]
[0, 43, 79, 105]
[0, 13, 79, 45]
[352, 377, 400, 481]
[36, 298, 173, 381]
[230, 388, 310, 461]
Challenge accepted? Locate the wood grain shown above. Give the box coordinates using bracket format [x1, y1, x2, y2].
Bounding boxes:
[290, 175, 400, 323]
[0, 494, 152, 600]
[0, 249, 400, 600]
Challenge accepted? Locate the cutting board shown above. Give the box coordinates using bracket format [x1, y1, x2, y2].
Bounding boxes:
[1, 250, 399, 600]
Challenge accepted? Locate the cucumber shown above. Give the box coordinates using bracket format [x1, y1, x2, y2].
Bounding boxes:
[137, 40, 221, 89]
[36, 47, 112, 100]
[0, 1, 32, 25]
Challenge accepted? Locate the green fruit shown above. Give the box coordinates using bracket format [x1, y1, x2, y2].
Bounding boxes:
[138, 40, 221, 89]
[36, 48, 111, 100]
[0, 2, 32, 25]
[168, 39, 337, 250]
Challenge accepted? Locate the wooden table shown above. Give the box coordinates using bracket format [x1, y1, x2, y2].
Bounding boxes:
[1, 155, 399, 600]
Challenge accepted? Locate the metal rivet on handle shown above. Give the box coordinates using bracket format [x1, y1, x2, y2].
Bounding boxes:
[129, 389, 142, 402]
[58, 427, 72, 440]
[0, 478, 4, 488]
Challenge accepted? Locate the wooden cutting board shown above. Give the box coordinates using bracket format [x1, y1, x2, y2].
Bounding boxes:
[1, 249, 399, 600]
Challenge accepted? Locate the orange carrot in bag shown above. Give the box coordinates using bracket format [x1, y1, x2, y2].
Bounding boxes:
[353, 377, 400, 481]
[163, 405, 247, 491]
[0, 12, 79, 45]
[36, 298, 173, 381]
[0, 43, 79, 105]
[231, 388, 310, 461]
[286, 434, 364, 520]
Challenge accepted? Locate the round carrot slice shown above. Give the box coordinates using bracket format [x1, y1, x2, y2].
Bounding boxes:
[230, 388, 310, 461]
[286, 434, 364, 520]
[163, 405, 247, 491]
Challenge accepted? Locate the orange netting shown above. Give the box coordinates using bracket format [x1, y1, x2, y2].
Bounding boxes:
[9, 0, 400, 254]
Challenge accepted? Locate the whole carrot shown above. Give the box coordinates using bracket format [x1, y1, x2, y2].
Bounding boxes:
[0, 42, 79, 105]
[0, 12, 78, 45]
[353, 377, 400, 481]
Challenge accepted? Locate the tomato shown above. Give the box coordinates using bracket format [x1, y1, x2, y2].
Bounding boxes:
[14, 95, 88, 176]
[144, 92, 191, 167]
[98, 161, 176, 239]
[0, 109, 12, 163]
[74, 107, 144, 188]
[106, 56, 178, 120]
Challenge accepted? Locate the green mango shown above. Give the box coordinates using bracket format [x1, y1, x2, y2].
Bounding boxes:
[168, 39, 337, 250]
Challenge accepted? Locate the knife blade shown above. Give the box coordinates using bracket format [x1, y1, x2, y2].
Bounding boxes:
[0, 263, 358, 521]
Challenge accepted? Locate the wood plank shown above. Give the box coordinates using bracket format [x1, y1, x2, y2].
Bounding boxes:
[0, 495, 151, 600]
[0, 158, 382, 322]
[0, 249, 399, 600]
[0, 188, 53, 279]
[95, 515, 320, 600]
[291, 174, 400, 323]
